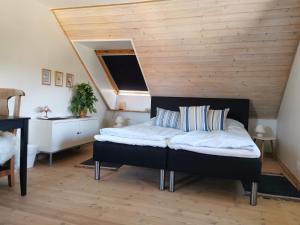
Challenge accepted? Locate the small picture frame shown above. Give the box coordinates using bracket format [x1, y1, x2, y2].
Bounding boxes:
[66, 73, 74, 88]
[55, 71, 63, 86]
[41, 69, 51, 85]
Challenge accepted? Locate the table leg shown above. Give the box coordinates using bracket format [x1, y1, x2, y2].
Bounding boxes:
[20, 119, 29, 196]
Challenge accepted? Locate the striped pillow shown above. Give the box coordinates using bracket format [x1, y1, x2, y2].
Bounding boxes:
[208, 108, 230, 131]
[155, 107, 180, 129]
[179, 106, 210, 132]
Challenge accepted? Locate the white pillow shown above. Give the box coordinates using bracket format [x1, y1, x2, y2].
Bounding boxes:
[155, 108, 180, 129]
[143, 117, 156, 126]
[226, 118, 245, 129]
[179, 106, 210, 132]
[208, 108, 230, 131]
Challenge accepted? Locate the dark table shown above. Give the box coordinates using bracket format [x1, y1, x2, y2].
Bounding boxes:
[0, 116, 30, 196]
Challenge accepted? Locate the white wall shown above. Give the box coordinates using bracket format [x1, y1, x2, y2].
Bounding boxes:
[0, 0, 106, 128]
[248, 119, 277, 137]
[277, 43, 300, 180]
[104, 111, 150, 127]
[248, 118, 277, 152]
[72, 40, 151, 112]
[116, 92, 151, 112]
[73, 41, 117, 109]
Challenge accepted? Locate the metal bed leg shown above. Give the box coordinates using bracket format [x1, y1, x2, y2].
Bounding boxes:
[49, 153, 53, 166]
[169, 171, 175, 192]
[159, 169, 165, 191]
[250, 182, 258, 206]
[95, 161, 100, 180]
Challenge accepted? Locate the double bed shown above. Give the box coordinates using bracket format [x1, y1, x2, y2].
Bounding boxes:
[93, 96, 261, 205]
[93, 120, 180, 190]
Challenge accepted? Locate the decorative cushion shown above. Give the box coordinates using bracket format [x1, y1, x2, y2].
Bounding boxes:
[155, 107, 180, 129]
[208, 108, 230, 131]
[179, 106, 210, 132]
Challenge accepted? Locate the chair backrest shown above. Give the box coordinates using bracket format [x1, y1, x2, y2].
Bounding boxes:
[0, 88, 25, 117]
[0, 88, 25, 134]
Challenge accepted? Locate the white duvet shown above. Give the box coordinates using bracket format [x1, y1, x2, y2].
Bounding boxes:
[168, 119, 261, 158]
[94, 118, 261, 158]
[95, 135, 168, 148]
[0, 131, 18, 165]
[94, 120, 184, 148]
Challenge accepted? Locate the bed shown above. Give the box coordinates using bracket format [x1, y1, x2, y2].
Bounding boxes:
[151, 96, 262, 206]
[92, 121, 184, 190]
[94, 96, 261, 205]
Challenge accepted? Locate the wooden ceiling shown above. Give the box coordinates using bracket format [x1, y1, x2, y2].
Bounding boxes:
[53, 0, 300, 118]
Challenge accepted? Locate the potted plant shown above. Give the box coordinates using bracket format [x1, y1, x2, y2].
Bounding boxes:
[69, 83, 98, 117]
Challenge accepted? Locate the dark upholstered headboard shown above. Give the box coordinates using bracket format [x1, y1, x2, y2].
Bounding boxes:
[151, 96, 250, 129]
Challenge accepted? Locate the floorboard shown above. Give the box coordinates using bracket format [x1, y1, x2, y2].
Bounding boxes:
[0, 144, 299, 225]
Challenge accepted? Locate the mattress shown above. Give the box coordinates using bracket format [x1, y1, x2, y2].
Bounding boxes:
[94, 134, 167, 148]
[94, 119, 184, 148]
[168, 143, 260, 158]
[168, 119, 261, 158]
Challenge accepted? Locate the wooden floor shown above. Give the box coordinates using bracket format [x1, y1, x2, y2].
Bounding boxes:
[0, 144, 299, 225]
[262, 154, 284, 175]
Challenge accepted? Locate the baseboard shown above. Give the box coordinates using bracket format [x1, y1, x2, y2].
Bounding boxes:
[278, 159, 300, 191]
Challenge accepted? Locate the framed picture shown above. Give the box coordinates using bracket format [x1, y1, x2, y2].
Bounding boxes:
[66, 73, 74, 88]
[41, 69, 51, 85]
[55, 71, 63, 86]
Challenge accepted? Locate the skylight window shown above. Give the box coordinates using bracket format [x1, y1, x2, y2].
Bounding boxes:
[102, 55, 147, 91]
[96, 49, 148, 93]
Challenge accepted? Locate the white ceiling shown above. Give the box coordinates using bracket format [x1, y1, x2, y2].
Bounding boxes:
[73, 40, 133, 50]
[37, 0, 149, 9]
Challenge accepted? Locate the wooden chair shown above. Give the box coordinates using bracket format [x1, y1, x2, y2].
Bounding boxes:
[0, 88, 25, 187]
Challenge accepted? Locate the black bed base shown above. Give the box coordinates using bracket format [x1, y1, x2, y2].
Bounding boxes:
[167, 149, 261, 206]
[93, 141, 261, 206]
[93, 141, 167, 190]
[167, 149, 261, 181]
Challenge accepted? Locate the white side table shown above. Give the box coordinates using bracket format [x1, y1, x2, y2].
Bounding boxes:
[253, 136, 276, 160]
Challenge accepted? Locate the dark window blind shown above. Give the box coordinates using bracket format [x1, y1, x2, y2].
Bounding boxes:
[102, 55, 148, 91]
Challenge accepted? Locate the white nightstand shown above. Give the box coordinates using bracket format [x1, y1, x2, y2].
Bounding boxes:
[253, 136, 276, 160]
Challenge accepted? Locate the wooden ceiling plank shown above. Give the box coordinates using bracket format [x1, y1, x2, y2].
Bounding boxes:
[53, 0, 300, 118]
[55, 1, 300, 21]
[95, 49, 135, 55]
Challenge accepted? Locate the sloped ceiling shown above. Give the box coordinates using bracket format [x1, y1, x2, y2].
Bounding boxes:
[53, 0, 300, 118]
